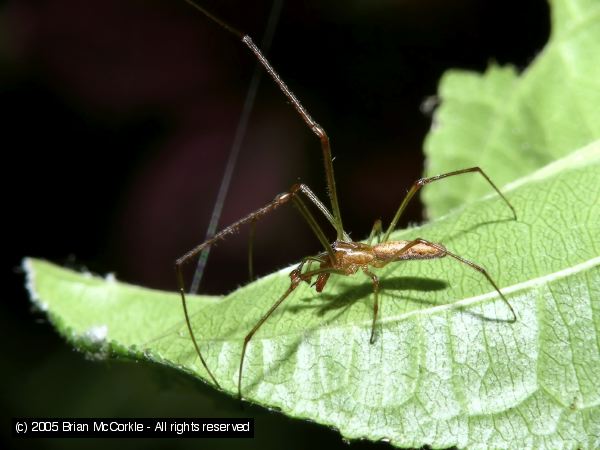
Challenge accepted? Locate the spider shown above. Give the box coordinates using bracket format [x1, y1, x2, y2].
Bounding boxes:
[175, 0, 517, 399]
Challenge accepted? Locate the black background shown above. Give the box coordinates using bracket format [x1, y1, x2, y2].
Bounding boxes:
[3, 0, 549, 448]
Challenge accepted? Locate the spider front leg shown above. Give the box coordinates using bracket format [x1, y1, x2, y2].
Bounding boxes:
[176, 183, 343, 394]
[175, 190, 298, 389]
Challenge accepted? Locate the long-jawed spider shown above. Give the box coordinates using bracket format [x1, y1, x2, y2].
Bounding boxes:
[175, 0, 517, 399]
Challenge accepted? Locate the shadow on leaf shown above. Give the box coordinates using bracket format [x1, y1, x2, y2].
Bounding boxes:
[289, 276, 449, 317]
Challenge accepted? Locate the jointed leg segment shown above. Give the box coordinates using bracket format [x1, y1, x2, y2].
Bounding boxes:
[175, 183, 338, 393]
[363, 269, 380, 344]
[389, 238, 517, 322]
[237, 264, 348, 399]
[175, 191, 295, 388]
[178, 0, 519, 403]
[237, 273, 300, 400]
[183, 0, 345, 240]
[367, 219, 383, 245]
[382, 167, 517, 242]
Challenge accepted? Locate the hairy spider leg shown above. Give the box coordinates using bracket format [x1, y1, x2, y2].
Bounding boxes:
[237, 265, 348, 399]
[175, 184, 339, 389]
[246, 183, 350, 283]
[190, 0, 283, 294]
[178, 0, 519, 401]
[182, 0, 346, 241]
[408, 239, 517, 323]
[362, 268, 380, 344]
[367, 219, 384, 246]
[247, 218, 257, 282]
[382, 167, 517, 243]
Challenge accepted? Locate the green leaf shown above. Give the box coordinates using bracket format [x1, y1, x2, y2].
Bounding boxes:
[25, 142, 600, 449]
[423, 0, 600, 218]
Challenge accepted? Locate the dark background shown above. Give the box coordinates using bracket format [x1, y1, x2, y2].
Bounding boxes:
[3, 0, 549, 448]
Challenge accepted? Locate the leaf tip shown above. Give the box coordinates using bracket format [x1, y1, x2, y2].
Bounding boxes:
[22, 257, 48, 312]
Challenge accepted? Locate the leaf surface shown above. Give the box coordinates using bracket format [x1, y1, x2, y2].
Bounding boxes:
[423, 0, 600, 218]
[25, 143, 600, 449]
